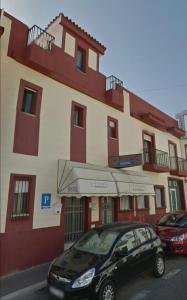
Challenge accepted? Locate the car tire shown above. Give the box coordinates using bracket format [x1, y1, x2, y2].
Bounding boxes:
[153, 254, 165, 277]
[97, 279, 116, 300]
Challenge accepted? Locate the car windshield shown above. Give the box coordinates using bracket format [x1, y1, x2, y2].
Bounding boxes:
[157, 214, 187, 228]
[74, 229, 119, 255]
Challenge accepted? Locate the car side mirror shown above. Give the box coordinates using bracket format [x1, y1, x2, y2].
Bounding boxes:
[115, 246, 128, 258]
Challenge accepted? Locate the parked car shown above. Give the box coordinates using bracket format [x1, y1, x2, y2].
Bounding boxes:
[47, 222, 165, 300]
[155, 213, 187, 255]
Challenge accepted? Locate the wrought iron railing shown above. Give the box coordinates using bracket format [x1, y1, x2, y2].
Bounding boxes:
[27, 25, 55, 51]
[143, 148, 169, 167]
[106, 75, 123, 91]
[169, 156, 187, 172]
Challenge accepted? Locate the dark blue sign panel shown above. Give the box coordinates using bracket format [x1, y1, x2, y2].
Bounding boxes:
[41, 193, 51, 209]
[109, 154, 142, 169]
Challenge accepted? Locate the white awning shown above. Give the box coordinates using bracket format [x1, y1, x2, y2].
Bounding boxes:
[57, 160, 155, 198]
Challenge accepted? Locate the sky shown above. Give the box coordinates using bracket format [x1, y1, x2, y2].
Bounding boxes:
[1, 0, 187, 119]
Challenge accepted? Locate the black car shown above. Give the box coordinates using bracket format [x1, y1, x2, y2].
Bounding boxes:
[48, 222, 165, 300]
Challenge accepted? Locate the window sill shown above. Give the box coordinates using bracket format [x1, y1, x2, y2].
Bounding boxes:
[155, 207, 166, 210]
[119, 209, 134, 213]
[21, 112, 36, 117]
[136, 208, 149, 211]
[73, 124, 84, 129]
[76, 68, 86, 75]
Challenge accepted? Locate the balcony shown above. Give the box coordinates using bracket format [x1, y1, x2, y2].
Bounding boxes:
[143, 149, 169, 172]
[169, 157, 187, 177]
[105, 76, 124, 111]
[26, 25, 55, 72]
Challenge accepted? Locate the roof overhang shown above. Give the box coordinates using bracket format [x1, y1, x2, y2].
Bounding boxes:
[57, 160, 155, 198]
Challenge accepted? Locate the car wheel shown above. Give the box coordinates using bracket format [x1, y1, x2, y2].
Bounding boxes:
[97, 279, 116, 300]
[153, 254, 165, 277]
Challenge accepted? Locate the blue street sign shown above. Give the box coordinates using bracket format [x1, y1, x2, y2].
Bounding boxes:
[41, 193, 51, 209]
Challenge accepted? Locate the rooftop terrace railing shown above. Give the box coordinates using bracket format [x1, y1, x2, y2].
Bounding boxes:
[27, 25, 55, 51]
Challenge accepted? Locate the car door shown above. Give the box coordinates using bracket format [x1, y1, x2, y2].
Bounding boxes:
[112, 230, 142, 286]
[134, 226, 155, 271]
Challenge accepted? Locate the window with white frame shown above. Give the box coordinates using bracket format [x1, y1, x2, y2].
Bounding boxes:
[12, 179, 30, 218]
[120, 196, 133, 211]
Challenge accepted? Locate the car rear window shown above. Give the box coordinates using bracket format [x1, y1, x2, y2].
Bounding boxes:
[158, 214, 187, 228]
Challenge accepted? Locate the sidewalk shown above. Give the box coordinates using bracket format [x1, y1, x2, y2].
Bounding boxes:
[0, 262, 50, 300]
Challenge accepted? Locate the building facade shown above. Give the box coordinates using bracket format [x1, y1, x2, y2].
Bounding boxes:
[1, 11, 187, 275]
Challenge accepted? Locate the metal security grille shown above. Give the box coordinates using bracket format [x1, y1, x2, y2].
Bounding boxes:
[102, 197, 114, 225]
[64, 197, 85, 243]
[12, 180, 30, 218]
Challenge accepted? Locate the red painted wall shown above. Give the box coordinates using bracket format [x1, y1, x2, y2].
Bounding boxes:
[13, 80, 43, 156]
[108, 116, 119, 163]
[70, 101, 86, 163]
[0, 227, 64, 276]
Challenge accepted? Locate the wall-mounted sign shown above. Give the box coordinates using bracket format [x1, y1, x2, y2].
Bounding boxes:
[41, 193, 51, 209]
[109, 154, 142, 169]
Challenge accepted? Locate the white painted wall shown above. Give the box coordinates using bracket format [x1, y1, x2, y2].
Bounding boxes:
[64, 32, 75, 57]
[1, 15, 186, 233]
[46, 15, 63, 48]
[88, 48, 97, 71]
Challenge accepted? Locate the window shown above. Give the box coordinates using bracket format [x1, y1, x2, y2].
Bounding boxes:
[21, 88, 36, 114]
[73, 106, 84, 127]
[185, 145, 187, 160]
[154, 186, 165, 208]
[137, 195, 149, 209]
[120, 196, 133, 211]
[135, 227, 151, 245]
[143, 133, 154, 164]
[12, 179, 30, 218]
[116, 230, 137, 252]
[76, 47, 86, 72]
[108, 120, 117, 138]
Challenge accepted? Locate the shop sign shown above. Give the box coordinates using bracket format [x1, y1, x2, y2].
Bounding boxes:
[109, 154, 142, 168]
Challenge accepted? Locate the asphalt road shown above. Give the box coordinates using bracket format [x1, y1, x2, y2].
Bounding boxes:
[13, 255, 187, 300]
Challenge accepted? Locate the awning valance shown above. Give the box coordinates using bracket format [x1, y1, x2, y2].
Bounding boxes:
[57, 160, 155, 198]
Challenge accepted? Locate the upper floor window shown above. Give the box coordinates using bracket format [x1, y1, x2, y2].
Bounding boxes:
[73, 106, 84, 127]
[76, 47, 86, 72]
[154, 186, 165, 208]
[108, 120, 117, 139]
[185, 144, 187, 160]
[137, 195, 149, 209]
[143, 132, 155, 163]
[21, 88, 36, 114]
[12, 179, 30, 218]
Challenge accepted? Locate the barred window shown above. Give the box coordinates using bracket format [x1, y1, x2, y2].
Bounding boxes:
[137, 195, 149, 209]
[120, 196, 133, 211]
[12, 180, 30, 218]
[154, 186, 165, 208]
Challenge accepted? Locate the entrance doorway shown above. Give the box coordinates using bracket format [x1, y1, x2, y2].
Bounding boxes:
[101, 197, 114, 224]
[168, 180, 182, 212]
[64, 197, 85, 247]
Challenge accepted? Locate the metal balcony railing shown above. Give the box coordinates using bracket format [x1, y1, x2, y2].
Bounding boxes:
[143, 148, 169, 167]
[169, 156, 187, 172]
[106, 75, 123, 91]
[27, 25, 55, 51]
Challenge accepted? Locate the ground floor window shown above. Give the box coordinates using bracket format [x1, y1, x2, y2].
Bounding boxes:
[136, 195, 149, 209]
[120, 196, 133, 211]
[154, 185, 165, 208]
[12, 179, 30, 218]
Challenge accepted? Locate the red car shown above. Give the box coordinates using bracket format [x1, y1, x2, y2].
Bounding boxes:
[156, 213, 187, 255]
